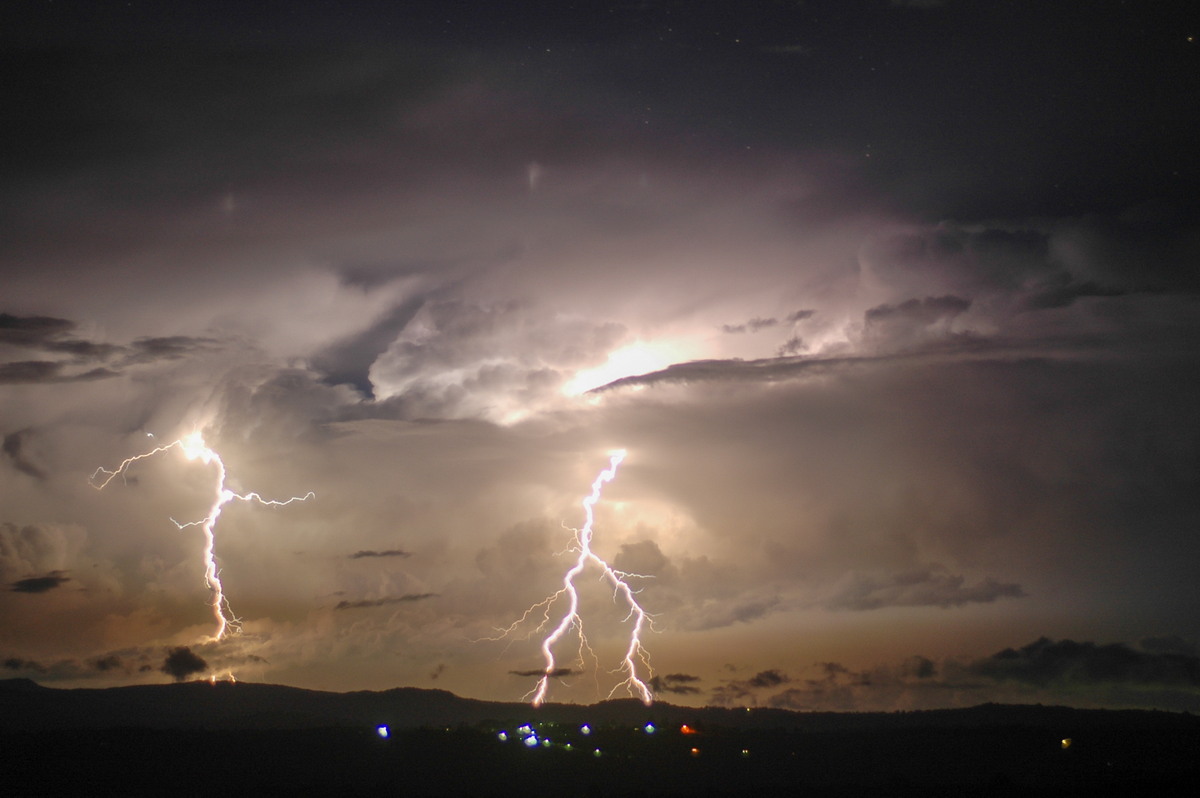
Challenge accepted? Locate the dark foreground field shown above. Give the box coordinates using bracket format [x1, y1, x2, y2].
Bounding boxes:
[9, 720, 1199, 796]
[3, 680, 1197, 796]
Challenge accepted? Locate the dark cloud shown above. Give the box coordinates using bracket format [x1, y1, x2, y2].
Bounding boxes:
[509, 667, 575, 678]
[648, 672, 702, 695]
[0, 314, 221, 384]
[337, 264, 424, 292]
[333, 593, 436, 610]
[0, 313, 76, 349]
[311, 298, 426, 398]
[0, 360, 118, 384]
[747, 669, 789, 689]
[10, 571, 70, 594]
[3, 657, 47, 673]
[90, 654, 123, 672]
[0, 361, 65, 384]
[2, 429, 47, 480]
[972, 638, 1200, 689]
[862, 295, 972, 350]
[776, 336, 806, 357]
[711, 668, 792, 706]
[1021, 277, 1139, 311]
[720, 317, 779, 334]
[348, 549, 412, 560]
[907, 656, 937, 679]
[121, 336, 220, 364]
[826, 566, 1025, 611]
[0, 313, 120, 361]
[1140, 636, 1198, 657]
[160, 647, 207, 682]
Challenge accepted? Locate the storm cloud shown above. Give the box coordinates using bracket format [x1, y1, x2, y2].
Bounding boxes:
[0, 1, 1196, 712]
[161, 647, 208, 682]
[10, 572, 70, 594]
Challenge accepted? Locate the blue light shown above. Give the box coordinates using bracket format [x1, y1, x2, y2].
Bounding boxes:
[580, 724, 591, 735]
[524, 735, 539, 747]
[497, 731, 508, 742]
[376, 725, 389, 739]
[644, 723, 656, 734]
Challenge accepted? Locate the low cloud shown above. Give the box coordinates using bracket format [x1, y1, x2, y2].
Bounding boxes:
[970, 637, 1200, 688]
[10, 571, 70, 594]
[90, 654, 123, 672]
[648, 672, 702, 695]
[0, 314, 117, 359]
[712, 668, 791, 705]
[160, 647, 207, 681]
[721, 317, 780, 334]
[509, 667, 575, 678]
[722, 638, 1200, 712]
[2, 429, 46, 480]
[747, 669, 789, 688]
[0, 361, 117, 384]
[0, 312, 221, 384]
[120, 335, 220, 365]
[348, 549, 412, 560]
[862, 295, 972, 350]
[826, 566, 1025, 611]
[333, 593, 436, 610]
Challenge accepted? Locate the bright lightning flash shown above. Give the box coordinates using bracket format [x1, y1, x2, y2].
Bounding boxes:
[90, 432, 313, 641]
[502, 450, 655, 707]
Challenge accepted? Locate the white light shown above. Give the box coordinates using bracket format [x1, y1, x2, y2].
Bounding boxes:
[376, 725, 389, 739]
[563, 342, 679, 396]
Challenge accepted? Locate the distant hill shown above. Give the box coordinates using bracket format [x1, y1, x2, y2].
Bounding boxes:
[3, 677, 1197, 733]
[5, 679, 1199, 795]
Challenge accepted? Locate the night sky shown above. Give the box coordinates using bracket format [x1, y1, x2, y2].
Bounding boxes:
[3, 1, 1199, 712]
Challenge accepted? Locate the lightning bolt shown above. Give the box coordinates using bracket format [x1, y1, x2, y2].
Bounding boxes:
[90, 431, 313, 641]
[505, 450, 655, 706]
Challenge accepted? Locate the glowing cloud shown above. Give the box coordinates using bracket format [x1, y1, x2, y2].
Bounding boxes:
[90, 432, 313, 641]
[563, 342, 680, 396]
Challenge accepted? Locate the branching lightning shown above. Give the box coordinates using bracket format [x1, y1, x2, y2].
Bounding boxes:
[499, 450, 655, 706]
[90, 432, 313, 641]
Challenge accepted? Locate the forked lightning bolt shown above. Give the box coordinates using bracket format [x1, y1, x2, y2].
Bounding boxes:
[503, 450, 655, 706]
[90, 432, 313, 641]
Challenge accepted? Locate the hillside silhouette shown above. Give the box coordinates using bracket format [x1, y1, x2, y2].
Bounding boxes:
[3, 678, 1197, 795]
